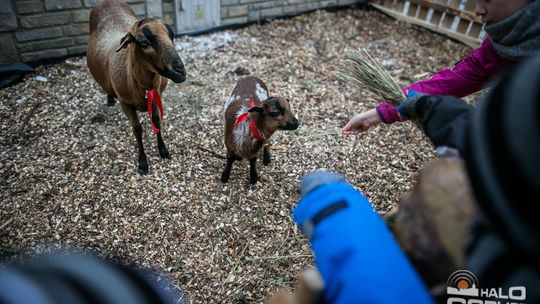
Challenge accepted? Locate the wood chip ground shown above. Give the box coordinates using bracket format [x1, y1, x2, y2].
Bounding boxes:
[0, 8, 471, 303]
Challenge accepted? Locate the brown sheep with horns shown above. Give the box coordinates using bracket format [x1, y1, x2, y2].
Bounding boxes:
[87, 0, 186, 175]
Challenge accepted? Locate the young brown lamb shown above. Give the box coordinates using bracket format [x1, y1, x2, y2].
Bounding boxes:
[221, 76, 299, 184]
[86, 0, 186, 175]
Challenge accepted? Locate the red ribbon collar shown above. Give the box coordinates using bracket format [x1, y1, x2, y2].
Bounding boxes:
[146, 89, 164, 134]
[233, 96, 264, 141]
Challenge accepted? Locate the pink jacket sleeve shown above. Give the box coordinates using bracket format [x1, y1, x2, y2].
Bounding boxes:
[377, 38, 514, 124]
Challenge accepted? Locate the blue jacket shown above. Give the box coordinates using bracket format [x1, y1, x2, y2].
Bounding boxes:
[293, 182, 434, 304]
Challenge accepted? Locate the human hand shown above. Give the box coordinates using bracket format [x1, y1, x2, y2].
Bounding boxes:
[342, 108, 382, 135]
[299, 171, 347, 198]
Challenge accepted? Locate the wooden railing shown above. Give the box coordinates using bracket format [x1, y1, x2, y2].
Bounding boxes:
[369, 0, 485, 48]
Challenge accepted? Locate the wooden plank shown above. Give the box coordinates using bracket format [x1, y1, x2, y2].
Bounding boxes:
[430, 10, 443, 26]
[441, 13, 455, 29]
[370, 3, 481, 48]
[407, 3, 418, 17]
[407, 0, 482, 23]
[383, 0, 393, 7]
[418, 6, 429, 21]
[456, 19, 469, 34]
[468, 22, 483, 39]
[392, 0, 405, 12]
[464, 0, 477, 12]
[447, 0, 461, 9]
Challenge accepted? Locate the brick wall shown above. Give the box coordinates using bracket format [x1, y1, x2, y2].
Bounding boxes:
[220, 0, 364, 26]
[0, 0, 146, 65]
[0, 0, 366, 65]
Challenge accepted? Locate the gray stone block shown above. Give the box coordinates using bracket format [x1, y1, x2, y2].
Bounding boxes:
[76, 34, 89, 44]
[0, 34, 19, 65]
[72, 9, 91, 23]
[21, 12, 71, 28]
[0, 0, 17, 32]
[251, 1, 285, 9]
[338, 0, 360, 5]
[261, 7, 282, 18]
[163, 14, 174, 25]
[297, 2, 320, 12]
[15, 27, 63, 42]
[16, 1, 43, 14]
[221, 16, 248, 26]
[247, 9, 260, 22]
[282, 5, 297, 15]
[163, 2, 173, 13]
[228, 5, 248, 17]
[131, 3, 146, 16]
[221, 0, 239, 6]
[83, 0, 100, 8]
[221, 7, 228, 19]
[19, 37, 75, 52]
[64, 23, 89, 36]
[287, 0, 308, 4]
[44, 0, 82, 11]
[22, 48, 68, 63]
[321, 1, 338, 7]
[146, 0, 163, 18]
[68, 45, 88, 55]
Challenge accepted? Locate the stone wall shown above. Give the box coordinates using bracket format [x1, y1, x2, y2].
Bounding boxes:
[221, 0, 364, 26]
[0, 0, 146, 65]
[0, 0, 366, 65]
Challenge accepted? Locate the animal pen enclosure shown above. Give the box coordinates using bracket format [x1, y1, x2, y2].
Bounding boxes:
[1, 2, 481, 304]
[370, 0, 485, 48]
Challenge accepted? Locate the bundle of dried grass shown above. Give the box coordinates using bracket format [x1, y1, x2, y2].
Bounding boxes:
[335, 48, 405, 104]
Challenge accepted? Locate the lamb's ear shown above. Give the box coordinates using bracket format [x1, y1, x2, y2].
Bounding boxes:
[248, 106, 265, 114]
[115, 33, 134, 52]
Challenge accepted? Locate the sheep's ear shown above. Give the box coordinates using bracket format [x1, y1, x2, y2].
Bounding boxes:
[115, 33, 134, 52]
[248, 106, 265, 114]
[165, 23, 175, 41]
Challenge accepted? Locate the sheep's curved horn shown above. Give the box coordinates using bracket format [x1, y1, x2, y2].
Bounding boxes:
[115, 33, 134, 52]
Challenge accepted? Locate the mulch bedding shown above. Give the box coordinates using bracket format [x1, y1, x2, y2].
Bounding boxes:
[0, 7, 470, 303]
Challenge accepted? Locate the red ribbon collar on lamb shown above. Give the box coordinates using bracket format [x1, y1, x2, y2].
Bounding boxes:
[233, 96, 264, 141]
[146, 89, 164, 134]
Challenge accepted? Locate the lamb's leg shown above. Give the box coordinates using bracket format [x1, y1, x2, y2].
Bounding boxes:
[221, 153, 239, 183]
[263, 144, 271, 166]
[151, 103, 170, 159]
[122, 103, 148, 175]
[249, 157, 259, 184]
[107, 94, 116, 106]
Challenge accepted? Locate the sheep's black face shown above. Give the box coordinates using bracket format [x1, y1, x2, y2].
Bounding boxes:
[132, 18, 186, 83]
[249, 97, 299, 132]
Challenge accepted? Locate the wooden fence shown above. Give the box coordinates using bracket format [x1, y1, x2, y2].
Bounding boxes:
[369, 0, 485, 48]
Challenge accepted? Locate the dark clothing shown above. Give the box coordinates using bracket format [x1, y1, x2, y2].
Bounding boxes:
[410, 95, 472, 152]
[408, 59, 540, 302]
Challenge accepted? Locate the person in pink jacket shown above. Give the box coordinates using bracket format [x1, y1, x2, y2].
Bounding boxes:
[343, 0, 540, 135]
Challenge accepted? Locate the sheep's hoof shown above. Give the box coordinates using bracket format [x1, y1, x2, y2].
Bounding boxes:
[159, 147, 170, 159]
[250, 175, 259, 185]
[107, 95, 116, 106]
[138, 166, 148, 175]
[138, 155, 148, 175]
[220, 172, 230, 183]
[263, 155, 271, 166]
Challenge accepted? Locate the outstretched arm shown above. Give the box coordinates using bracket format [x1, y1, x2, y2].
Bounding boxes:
[343, 38, 513, 132]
